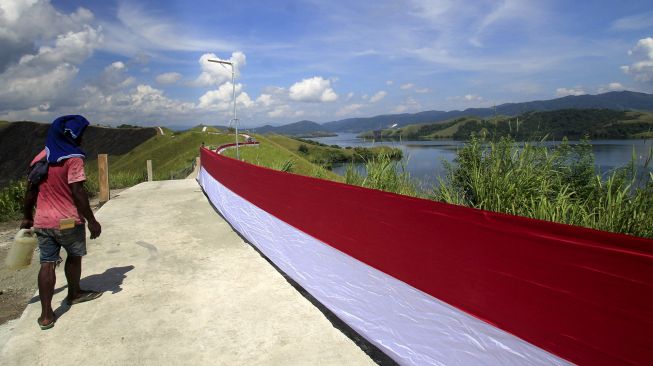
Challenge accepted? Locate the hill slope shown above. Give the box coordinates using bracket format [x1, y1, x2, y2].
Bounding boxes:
[253, 120, 328, 135]
[264, 91, 653, 134]
[0, 121, 157, 187]
[362, 109, 653, 140]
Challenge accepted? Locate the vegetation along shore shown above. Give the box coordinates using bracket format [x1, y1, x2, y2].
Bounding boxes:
[360, 109, 653, 141]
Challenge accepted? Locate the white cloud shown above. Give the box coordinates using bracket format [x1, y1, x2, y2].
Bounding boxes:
[464, 94, 483, 101]
[268, 105, 292, 118]
[74, 83, 196, 124]
[0, 0, 95, 71]
[598, 82, 625, 93]
[392, 96, 421, 113]
[0, 17, 101, 111]
[415, 87, 430, 93]
[198, 82, 243, 110]
[386, 80, 394, 86]
[447, 94, 484, 102]
[94, 61, 135, 92]
[288, 76, 338, 102]
[369, 90, 387, 103]
[555, 87, 586, 97]
[194, 52, 246, 87]
[400, 83, 414, 90]
[446, 94, 486, 105]
[346, 92, 354, 101]
[336, 103, 364, 117]
[236, 92, 253, 108]
[155, 72, 182, 85]
[622, 38, 653, 83]
[256, 93, 273, 107]
[610, 12, 653, 31]
[99, 2, 235, 56]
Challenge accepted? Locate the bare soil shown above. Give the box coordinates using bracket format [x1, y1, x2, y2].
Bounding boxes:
[0, 220, 39, 325]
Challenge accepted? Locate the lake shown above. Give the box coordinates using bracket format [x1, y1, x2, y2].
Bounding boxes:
[309, 133, 653, 187]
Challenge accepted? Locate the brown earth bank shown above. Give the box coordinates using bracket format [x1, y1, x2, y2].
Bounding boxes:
[0, 121, 157, 187]
[0, 220, 38, 325]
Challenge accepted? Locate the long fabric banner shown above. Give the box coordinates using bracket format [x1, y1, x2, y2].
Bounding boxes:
[198, 146, 653, 366]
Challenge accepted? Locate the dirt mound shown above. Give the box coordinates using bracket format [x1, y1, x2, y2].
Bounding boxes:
[0, 121, 157, 187]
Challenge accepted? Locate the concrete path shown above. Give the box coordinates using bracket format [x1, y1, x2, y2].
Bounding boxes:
[1, 180, 375, 365]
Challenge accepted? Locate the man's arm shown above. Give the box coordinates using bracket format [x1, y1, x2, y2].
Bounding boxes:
[70, 182, 101, 239]
[20, 182, 39, 229]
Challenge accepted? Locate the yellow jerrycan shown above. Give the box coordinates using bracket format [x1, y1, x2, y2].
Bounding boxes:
[5, 229, 38, 269]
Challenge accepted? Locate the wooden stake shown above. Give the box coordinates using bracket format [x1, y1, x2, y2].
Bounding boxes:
[98, 154, 109, 203]
[147, 160, 153, 182]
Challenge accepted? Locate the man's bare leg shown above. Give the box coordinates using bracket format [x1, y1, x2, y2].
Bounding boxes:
[65, 255, 102, 304]
[65, 255, 82, 300]
[37, 263, 56, 326]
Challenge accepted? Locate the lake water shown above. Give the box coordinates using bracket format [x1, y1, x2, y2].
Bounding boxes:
[310, 133, 653, 187]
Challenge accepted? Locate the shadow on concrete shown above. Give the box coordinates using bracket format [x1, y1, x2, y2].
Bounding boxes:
[28, 265, 135, 320]
[198, 186, 397, 366]
[79, 265, 135, 294]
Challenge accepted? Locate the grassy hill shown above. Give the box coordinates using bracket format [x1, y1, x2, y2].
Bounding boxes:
[221, 134, 402, 181]
[362, 109, 653, 141]
[82, 131, 243, 193]
[222, 134, 341, 180]
[0, 121, 157, 188]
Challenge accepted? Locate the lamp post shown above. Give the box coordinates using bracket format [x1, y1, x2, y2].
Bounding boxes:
[208, 58, 239, 159]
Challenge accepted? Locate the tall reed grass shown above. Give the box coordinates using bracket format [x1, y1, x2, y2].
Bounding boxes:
[344, 153, 418, 197]
[343, 137, 653, 239]
[433, 137, 653, 238]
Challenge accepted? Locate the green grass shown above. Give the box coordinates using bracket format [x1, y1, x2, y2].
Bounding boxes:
[189, 125, 222, 133]
[432, 137, 653, 238]
[221, 133, 402, 180]
[268, 134, 402, 167]
[344, 154, 419, 197]
[222, 134, 342, 180]
[87, 131, 240, 184]
[0, 181, 26, 221]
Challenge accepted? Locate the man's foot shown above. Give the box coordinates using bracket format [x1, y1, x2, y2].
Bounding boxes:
[66, 290, 103, 306]
[37, 315, 56, 330]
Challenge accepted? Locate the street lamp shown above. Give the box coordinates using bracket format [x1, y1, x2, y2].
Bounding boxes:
[208, 58, 239, 159]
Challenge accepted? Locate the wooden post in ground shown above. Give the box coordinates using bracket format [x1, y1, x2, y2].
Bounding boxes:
[147, 160, 153, 182]
[98, 154, 109, 203]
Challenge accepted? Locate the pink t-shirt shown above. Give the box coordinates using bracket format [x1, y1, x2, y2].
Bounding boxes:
[33, 154, 87, 229]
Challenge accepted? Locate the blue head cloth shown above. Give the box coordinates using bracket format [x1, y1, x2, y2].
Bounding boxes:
[45, 115, 90, 163]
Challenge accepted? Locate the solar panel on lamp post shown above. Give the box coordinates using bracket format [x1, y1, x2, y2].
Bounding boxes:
[208, 58, 239, 159]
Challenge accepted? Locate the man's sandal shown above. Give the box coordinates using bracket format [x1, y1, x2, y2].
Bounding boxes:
[66, 291, 103, 306]
[38, 316, 56, 330]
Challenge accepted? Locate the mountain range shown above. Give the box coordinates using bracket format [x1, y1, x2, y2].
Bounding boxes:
[251, 91, 653, 134]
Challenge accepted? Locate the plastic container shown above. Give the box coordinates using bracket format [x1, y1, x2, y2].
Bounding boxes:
[5, 229, 38, 269]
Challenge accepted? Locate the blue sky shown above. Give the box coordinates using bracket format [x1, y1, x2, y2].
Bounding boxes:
[1, 0, 652, 127]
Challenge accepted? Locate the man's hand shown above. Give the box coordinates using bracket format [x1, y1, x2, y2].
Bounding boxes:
[88, 220, 101, 239]
[70, 182, 101, 239]
[20, 219, 33, 229]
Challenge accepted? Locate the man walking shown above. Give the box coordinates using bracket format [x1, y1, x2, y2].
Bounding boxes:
[22, 115, 102, 330]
